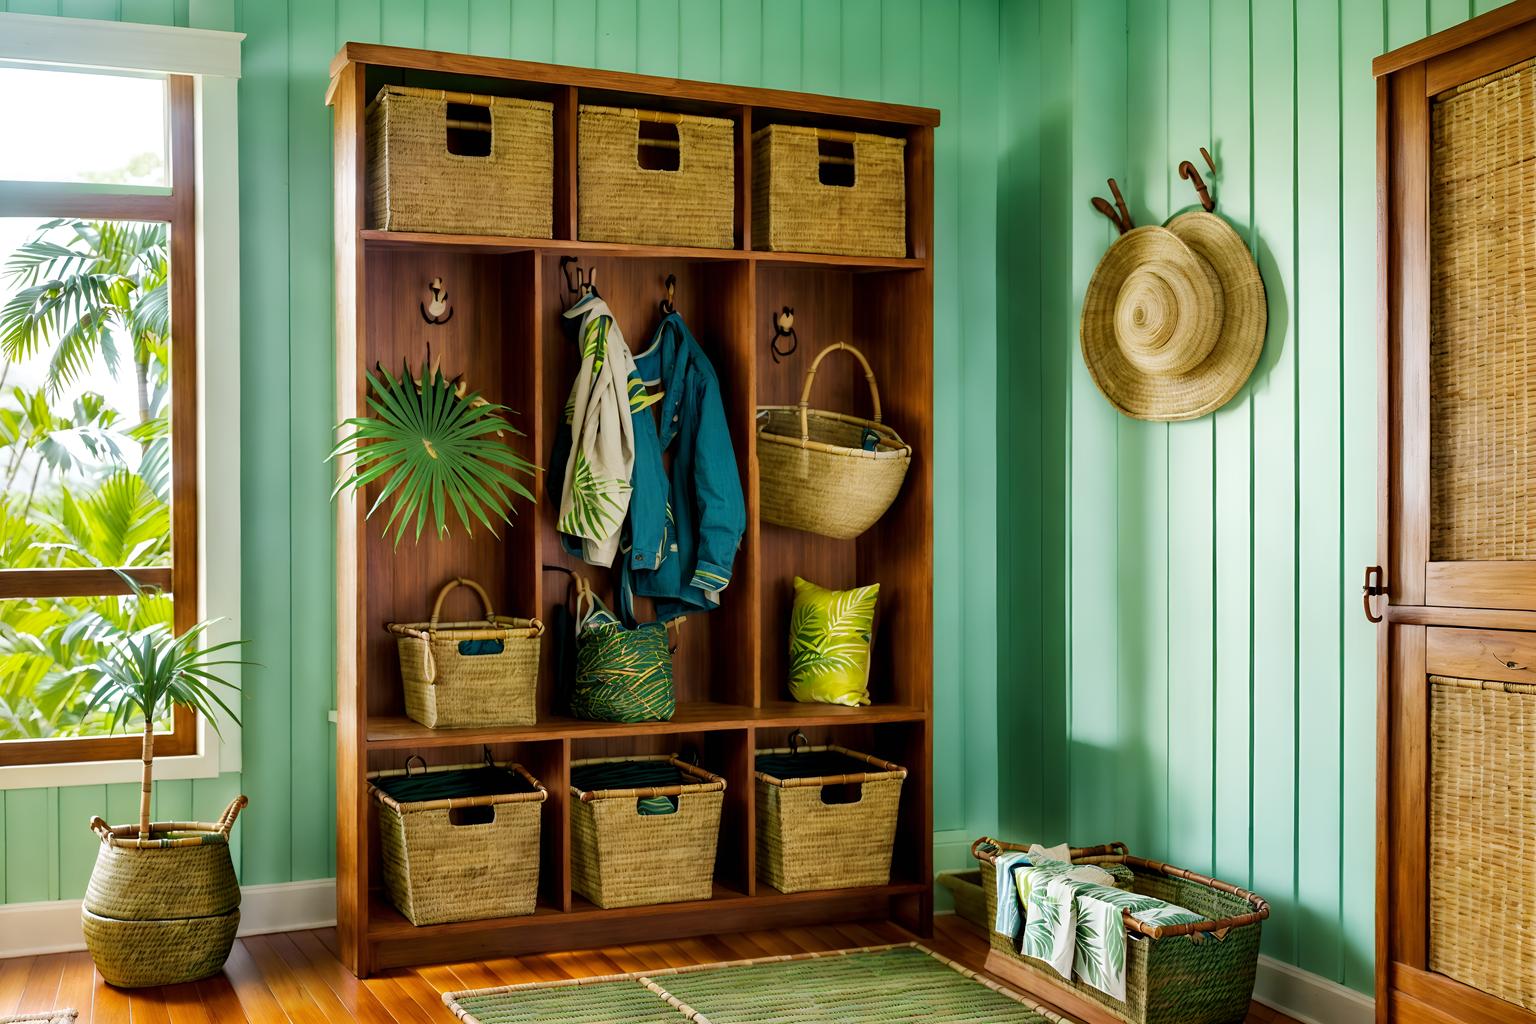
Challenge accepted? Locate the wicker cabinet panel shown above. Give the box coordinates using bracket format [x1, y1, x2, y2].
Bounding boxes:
[1429, 60, 1536, 563]
[1428, 674, 1536, 1010]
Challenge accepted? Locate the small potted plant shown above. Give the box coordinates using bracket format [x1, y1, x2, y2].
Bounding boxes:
[78, 591, 249, 989]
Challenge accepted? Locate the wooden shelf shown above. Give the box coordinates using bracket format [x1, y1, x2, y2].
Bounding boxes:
[364, 701, 927, 748]
[359, 228, 928, 271]
[333, 43, 937, 977]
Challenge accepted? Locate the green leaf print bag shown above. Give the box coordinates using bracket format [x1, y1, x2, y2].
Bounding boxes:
[569, 573, 676, 723]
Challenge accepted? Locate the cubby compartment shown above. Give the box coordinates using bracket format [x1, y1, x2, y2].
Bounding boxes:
[570, 729, 754, 902]
[753, 266, 930, 713]
[537, 255, 757, 713]
[364, 739, 569, 929]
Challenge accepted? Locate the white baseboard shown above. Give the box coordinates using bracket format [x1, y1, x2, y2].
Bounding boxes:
[0, 878, 338, 958]
[1254, 954, 1375, 1024]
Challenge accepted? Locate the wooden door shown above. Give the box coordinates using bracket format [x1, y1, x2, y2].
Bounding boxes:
[1377, 5, 1536, 1022]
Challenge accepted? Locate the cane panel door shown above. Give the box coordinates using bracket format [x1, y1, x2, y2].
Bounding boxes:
[1378, 6, 1536, 1024]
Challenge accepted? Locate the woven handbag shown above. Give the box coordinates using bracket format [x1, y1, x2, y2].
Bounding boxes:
[387, 578, 543, 729]
[757, 343, 912, 540]
[569, 574, 676, 723]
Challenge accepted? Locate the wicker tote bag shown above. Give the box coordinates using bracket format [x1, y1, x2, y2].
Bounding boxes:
[757, 342, 912, 539]
[568, 574, 676, 723]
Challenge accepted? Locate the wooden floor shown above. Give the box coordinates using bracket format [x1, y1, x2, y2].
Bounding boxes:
[0, 915, 1302, 1023]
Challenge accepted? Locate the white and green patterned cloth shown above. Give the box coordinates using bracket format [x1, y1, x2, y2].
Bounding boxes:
[1014, 859, 1206, 1002]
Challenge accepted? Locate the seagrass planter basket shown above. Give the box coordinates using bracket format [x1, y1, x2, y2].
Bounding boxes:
[366, 85, 553, 236]
[388, 577, 543, 730]
[973, 837, 1270, 1024]
[81, 796, 247, 988]
[752, 124, 906, 257]
[755, 742, 906, 893]
[577, 105, 735, 248]
[757, 343, 912, 540]
[368, 757, 547, 926]
[569, 755, 726, 909]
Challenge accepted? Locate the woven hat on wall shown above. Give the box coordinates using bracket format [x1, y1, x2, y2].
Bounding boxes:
[1080, 212, 1266, 421]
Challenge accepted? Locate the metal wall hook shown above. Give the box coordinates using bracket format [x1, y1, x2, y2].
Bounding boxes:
[1178, 146, 1218, 212]
[770, 306, 798, 363]
[560, 256, 597, 298]
[660, 273, 677, 314]
[421, 276, 454, 324]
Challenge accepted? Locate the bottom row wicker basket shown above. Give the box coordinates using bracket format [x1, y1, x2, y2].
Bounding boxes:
[368, 744, 912, 925]
[368, 759, 547, 926]
[972, 837, 1270, 1024]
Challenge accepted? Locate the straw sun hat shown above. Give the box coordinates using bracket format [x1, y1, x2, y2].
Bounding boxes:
[1080, 211, 1266, 421]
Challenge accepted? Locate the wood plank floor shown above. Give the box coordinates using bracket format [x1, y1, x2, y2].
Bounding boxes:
[0, 915, 1304, 1023]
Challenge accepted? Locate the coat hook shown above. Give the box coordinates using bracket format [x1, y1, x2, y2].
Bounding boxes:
[1107, 178, 1134, 231]
[1091, 195, 1129, 235]
[769, 306, 798, 363]
[1178, 153, 1216, 213]
[560, 256, 597, 298]
[420, 276, 454, 324]
[660, 273, 677, 315]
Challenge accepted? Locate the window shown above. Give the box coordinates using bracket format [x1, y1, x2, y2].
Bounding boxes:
[0, 67, 198, 767]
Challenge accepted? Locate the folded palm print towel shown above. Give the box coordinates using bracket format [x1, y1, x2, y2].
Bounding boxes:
[1014, 859, 1206, 1002]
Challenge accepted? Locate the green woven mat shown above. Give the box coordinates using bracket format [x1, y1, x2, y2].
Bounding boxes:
[444, 945, 1062, 1024]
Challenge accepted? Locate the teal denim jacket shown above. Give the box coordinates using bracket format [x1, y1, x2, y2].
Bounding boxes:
[623, 312, 745, 621]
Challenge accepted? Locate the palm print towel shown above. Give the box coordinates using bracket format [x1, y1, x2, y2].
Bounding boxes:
[558, 295, 657, 565]
[1015, 859, 1205, 1002]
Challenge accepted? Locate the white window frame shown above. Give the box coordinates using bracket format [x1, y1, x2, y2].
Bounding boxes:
[0, 13, 244, 788]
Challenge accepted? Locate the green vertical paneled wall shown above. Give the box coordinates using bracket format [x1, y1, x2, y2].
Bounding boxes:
[997, 0, 1511, 997]
[0, 1, 1002, 905]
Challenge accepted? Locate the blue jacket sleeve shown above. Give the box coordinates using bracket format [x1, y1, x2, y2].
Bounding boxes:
[688, 369, 745, 593]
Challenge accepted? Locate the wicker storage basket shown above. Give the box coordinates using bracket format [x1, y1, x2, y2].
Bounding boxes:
[752, 125, 906, 257]
[81, 796, 246, 988]
[577, 105, 734, 248]
[1428, 675, 1536, 1010]
[757, 343, 912, 540]
[366, 85, 553, 236]
[368, 757, 547, 926]
[974, 838, 1269, 1024]
[569, 755, 726, 909]
[755, 742, 906, 893]
[937, 868, 989, 929]
[388, 577, 543, 730]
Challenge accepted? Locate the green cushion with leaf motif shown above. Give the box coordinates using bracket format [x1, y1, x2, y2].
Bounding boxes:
[788, 576, 879, 706]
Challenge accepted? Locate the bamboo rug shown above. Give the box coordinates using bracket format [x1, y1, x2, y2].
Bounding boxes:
[442, 943, 1068, 1023]
[0, 1012, 78, 1024]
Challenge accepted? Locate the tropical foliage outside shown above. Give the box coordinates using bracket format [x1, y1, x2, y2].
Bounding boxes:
[0, 216, 176, 741]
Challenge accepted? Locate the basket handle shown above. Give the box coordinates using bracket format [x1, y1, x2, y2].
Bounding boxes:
[216, 795, 249, 837]
[798, 343, 881, 445]
[430, 578, 494, 632]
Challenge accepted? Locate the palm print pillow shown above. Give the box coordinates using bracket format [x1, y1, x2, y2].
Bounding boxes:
[787, 576, 879, 706]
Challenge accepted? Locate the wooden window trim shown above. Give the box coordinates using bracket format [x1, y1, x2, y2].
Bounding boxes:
[0, 74, 199, 768]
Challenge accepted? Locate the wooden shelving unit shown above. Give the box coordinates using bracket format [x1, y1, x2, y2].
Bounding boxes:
[328, 42, 938, 977]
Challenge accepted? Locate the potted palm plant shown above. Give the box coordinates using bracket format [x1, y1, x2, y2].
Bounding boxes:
[78, 599, 249, 989]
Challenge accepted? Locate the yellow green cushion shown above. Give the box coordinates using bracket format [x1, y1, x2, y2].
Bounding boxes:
[787, 576, 879, 706]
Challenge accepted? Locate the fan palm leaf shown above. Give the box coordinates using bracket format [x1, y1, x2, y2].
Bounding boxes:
[330, 356, 538, 547]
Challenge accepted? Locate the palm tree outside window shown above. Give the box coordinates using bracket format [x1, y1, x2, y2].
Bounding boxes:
[0, 65, 201, 765]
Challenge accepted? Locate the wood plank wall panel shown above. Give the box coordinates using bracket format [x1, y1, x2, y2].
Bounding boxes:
[995, 0, 1522, 999]
[0, 0, 997, 908]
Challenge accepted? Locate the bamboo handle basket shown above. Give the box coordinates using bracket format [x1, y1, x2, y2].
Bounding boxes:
[756, 342, 912, 540]
[387, 577, 543, 729]
[973, 836, 1270, 1024]
[568, 755, 726, 909]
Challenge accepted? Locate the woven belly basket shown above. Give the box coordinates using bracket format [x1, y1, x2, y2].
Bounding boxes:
[973, 838, 1269, 1024]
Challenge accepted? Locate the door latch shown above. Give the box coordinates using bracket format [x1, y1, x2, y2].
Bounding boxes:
[1362, 565, 1386, 624]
